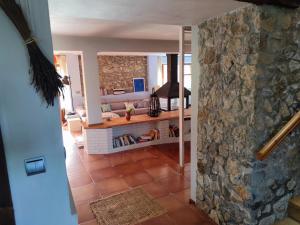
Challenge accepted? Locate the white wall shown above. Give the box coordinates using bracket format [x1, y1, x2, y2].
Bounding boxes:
[190, 25, 200, 202]
[0, 1, 77, 225]
[81, 49, 102, 125]
[147, 56, 160, 92]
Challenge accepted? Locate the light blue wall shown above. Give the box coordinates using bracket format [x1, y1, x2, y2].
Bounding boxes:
[0, 1, 77, 225]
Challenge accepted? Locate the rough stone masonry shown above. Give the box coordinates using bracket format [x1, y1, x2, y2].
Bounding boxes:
[196, 4, 300, 225]
[98, 55, 148, 94]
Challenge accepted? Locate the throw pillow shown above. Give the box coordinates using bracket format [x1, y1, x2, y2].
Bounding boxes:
[101, 104, 112, 112]
[125, 102, 135, 111]
[111, 102, 126, 110]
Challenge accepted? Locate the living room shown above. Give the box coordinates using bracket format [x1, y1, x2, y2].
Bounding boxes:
[2, 1, 300, 225]
[52, 17, 197, 224]
[56, 52, 193, 151]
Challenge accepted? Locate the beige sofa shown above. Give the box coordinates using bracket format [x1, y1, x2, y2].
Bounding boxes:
[105, 101, 149, 117]
[100, 92, 150, 117]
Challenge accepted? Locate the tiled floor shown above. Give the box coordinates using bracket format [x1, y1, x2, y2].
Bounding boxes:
[64, 131, 215, 225]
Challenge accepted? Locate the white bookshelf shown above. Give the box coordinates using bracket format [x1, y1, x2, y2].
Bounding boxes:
[83, 118, 191, 154]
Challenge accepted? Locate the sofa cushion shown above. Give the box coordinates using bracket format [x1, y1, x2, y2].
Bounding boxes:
[101, 104, 112, 112]
[111, 102, 125, 110]
[133, 101, 139, 108]
[102, 112, 120, 119]
[136, 100, 149, 109]
[112, 109, 126, 117]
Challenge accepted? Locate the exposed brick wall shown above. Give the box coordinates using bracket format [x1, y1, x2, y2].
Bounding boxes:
[98, 56, 148, 94]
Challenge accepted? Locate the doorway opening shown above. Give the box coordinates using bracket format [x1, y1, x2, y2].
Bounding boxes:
[0, 128, 15, 225]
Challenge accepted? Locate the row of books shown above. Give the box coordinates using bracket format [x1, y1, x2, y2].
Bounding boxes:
[137, 129, 160, 143]
[169, 125, 179, 137]
[113, 134, 137, 148]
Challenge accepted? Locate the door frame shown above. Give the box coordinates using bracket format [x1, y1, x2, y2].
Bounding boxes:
[0, 127, 15, 225]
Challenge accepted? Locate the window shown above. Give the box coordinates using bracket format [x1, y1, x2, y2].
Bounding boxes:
[161, 54, 192, 91]
[184, 64, 192, 91]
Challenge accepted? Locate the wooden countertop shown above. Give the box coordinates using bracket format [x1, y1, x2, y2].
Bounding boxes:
[83, 108, 191, 129]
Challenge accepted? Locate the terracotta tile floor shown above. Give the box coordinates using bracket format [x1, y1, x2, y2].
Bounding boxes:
[64, 131, 215, 225]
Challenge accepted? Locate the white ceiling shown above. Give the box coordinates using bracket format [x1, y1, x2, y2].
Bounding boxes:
[49, 0, 247, 40]
[50, 18, 181, 40]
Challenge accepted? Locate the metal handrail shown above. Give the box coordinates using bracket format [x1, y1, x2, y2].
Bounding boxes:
[256, 111, 300, 160]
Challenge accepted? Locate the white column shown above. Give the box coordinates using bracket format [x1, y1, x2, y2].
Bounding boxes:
[179, 27, 185, 168]
[65, 53, 82, 110]
[82, 50, 102, 125]
[190, 25, 200, 202]
[147, 55, 159, 92]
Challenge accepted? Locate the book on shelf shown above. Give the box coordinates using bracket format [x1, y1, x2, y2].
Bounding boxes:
[128, 135, 136, 144]
[124, 135, 131, 146]
[139, 135, 152, 140]
[137, 129, 160, 143]
[169, 125, 179, 137]
[122, 136, 127, 146]
[112, 129, 161, 148]
[120, 136, 125, 146]
[113, 134, 137, 148]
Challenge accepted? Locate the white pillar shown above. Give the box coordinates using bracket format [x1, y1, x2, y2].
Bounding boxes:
[147, 55, 159, 92]
[190, 25, 200, 202]
[65, 53, 82, 110]
[179, 27, 185, 168]
[82, 50, 102, 125]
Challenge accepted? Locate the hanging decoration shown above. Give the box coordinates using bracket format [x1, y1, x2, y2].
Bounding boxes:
[148, 88, 161, 117]
[0, 0, 63, 106]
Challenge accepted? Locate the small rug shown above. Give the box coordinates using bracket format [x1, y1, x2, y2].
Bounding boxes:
[90, 188, 167, 225]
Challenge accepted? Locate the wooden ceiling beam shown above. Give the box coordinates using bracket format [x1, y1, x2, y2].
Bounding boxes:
[236, 0, 300, 8]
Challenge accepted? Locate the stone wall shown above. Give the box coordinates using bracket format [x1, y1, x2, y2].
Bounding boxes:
[98, 56, 148, 94]
[196, 5, 300, 225]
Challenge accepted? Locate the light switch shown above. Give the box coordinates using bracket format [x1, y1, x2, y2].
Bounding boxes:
[25, 157, 46, 176]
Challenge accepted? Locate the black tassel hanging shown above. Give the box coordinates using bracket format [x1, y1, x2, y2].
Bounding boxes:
[0, 0, 63, 106]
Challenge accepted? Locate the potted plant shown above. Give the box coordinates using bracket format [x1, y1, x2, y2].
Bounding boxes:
[125, 108, 134, 121]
